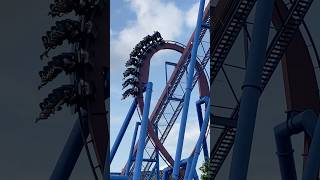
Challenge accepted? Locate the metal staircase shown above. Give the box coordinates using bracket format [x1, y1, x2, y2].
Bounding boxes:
[211, 0, 256, 85]
[261, 0, 313, 88]
[209, 125, 236, 177]
[210, 0, 314, 178]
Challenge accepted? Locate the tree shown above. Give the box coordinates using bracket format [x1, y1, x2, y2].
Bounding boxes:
[200, 161, 211, 180]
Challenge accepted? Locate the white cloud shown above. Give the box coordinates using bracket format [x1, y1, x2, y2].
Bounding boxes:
[185, 0, 210, 29]
[110, 0, 211, 72]
[111, 0, 185, 71]
[185, 2, 199, 29]
[163, 117, 202, 156]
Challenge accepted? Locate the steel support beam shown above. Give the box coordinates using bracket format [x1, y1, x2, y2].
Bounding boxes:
[110, 175, 129, 180]
[187, 96, 210, 179]
[211, 115, 237, 128]
[162, 167, 171, 180]
[274, 110, 318, 180]
[302, 117, 320, 180]
[196, 98, 209, 160]
[110, 99, 137, 163]
[50, 118, 88, 180]
[228, 0, 274, 179]
[154, 124, 160, 180]
[172, 0, 206, 178]
[125, 122, 140, 175]
[133, 82, 153, 179]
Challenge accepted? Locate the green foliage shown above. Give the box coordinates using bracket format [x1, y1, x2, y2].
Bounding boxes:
[200, 161, 211, 180]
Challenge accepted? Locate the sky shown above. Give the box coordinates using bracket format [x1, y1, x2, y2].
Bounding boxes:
[110, 0, 210, 175]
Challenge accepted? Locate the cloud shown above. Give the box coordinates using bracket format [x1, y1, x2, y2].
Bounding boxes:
[185, 0, 210, 29]
[160, 119, 209, 171]
[110, 0, 185, 71]
[163, 116, 203, 157]
[110, 0, 211, 72]
[185, 2, 199, 28]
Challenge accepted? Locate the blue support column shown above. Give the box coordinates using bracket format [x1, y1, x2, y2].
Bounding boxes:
[184, 157, 193, 179]
[194, 172, 199, 180]
[133, 82, 153, 179]
[147, 165, 156, 180]
[110, 175, 129, 180]
[302, 118, 320, 180]
[172, 0, 206, 179]
[110, 99, 137, 163]
[228, 0, 274, 179]
[187, 96, 210, 180]
[50, 118, 88, 180]
[162, 167, 171, 180]
[154, 124, 160, 180]
[125, 122, 140, 175]
[196, 98, 209, 160]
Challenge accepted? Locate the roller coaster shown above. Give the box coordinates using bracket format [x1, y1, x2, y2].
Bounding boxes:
[110, 0, 210, 179]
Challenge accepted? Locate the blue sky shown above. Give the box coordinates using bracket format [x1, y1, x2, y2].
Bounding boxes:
[110, 0, 210, 174]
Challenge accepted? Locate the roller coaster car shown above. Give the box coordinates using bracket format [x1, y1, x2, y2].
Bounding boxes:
[49, 0, 97, 17]
[47, 30, 65, 43]
[149, 41, 158, 49]
[42, 20, 81, 49]
[40, 69, 63, 82]
[135, 43, 145, 53]
[36, 113, 49, 121]
[125, 58, 134, 67]
[42, 36, 58, 50]
[39, 101, 49, 111]
[52, 52, 75, 61]
[38, 66, 61, 85]
[122, 87, 139, 100]
[143, 35, 153, 45]
[39, 66, 51, 77]
[41, 98, 54, 109]
[122, 77, 139, 89]
[55, 19, 81, 33]
[122, 80, 140, 90]
[57, 20, 82, 42]
[39, 85, 76, 111]
[41, 21, 82, 59]
[136, 52, 146, 59]
[129, 49, 138, 58]
[49, 0, 78, 17]
[42, 32, 64, 50]
[152, 31, 163, 42]
[49, 53, 77, 73]
[123, 67, 140, 78]
[130, 49, 145, 60]
[38, 70, 46, 79]
[125, 57, 142, 67]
